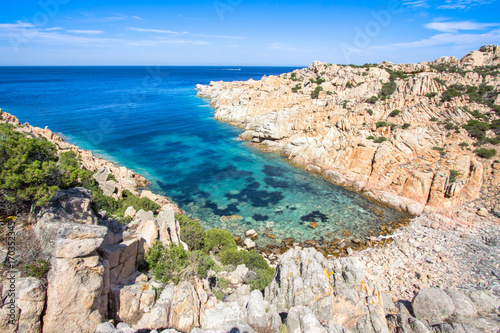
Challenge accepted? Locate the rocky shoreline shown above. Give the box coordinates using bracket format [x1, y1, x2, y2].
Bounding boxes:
[0, 109, 180, 214]
[196, 45, 500, 217]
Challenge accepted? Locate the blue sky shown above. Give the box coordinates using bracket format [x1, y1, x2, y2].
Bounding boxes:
[0, 0, 499, 65]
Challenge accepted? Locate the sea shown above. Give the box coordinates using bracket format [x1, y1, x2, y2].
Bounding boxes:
[0, 66, 408, 245]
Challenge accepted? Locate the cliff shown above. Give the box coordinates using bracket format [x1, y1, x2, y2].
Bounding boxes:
[197, 45, 500, 216]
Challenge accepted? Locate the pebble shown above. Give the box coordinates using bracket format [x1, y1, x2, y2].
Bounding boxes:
[352, 209, 500, 301]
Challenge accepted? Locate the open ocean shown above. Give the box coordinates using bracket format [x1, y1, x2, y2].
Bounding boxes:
[0, 66, 407, 244]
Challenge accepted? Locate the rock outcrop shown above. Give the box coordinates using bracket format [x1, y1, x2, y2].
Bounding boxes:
[197, 45, 500, 215]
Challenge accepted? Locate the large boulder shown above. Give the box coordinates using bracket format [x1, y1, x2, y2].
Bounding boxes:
[265, 248, 388, 333]
[109, 282, 156, 325]
[35, 188, 108, 258]
[42, 255, 109, 333]
[201, 302, 256, 333]
[0, 277, 46, 333]
[287, 306, 327, 333]
[99, 238, 140, 284]
[412, 288, 455, 323]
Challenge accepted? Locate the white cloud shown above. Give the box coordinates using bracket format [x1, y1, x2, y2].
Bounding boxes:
[0, 21, 35, 29]
[424, 21, 500, 32]
[194, 34, 243, 40]
[376, 29, 500, 49]
[437, 0, 493, 9]
[45, 27, 64, 31]
[128, 27, 188, 35]
[67, 30, 104, 34]
[403, 0, 429, 8]
[125, 39, 209, 46]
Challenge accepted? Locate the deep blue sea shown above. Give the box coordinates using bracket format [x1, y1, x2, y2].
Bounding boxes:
[0, 66, 406, 245]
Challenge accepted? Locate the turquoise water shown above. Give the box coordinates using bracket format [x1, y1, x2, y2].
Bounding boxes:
[0, 67, 407, 245]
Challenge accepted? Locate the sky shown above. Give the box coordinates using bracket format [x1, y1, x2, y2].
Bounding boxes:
[0, 0, 499, 66]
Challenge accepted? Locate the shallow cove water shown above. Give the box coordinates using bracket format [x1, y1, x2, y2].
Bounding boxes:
[0, 66, 408, 245]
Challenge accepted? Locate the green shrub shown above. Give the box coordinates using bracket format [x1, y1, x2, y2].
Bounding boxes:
[176, 213, 205, 251]
[117, 190, 160, 216]
[474, 148, 497, 159]
[291, 84, 301, 93]
[310, 86, 323, 99]
[203, 229, 237, 253]
[367, 96, 378, 104]
[248, 267, 275, 292]
[0, 124, 65, 214]
[386, 68, 408, 80]
[402, 123, 411, 129]
[366, 109, 374, 116]
[326, 91, 333, 95]
[379, 81, 397, 97]
[433, 78, 447, 86]
[220, 248, 269, 270]
[486, 136, 500, 145]
[441, 87, 462, 102]
[146, 242, 216, 284]
[389, 109, 401, 117]
[290, 72, 301, 82]
[220, 248, 275, 292]
[425, 92, 438, 98]
[459, 142, 469, 147]
[346, 82, 354, 88]
[462, 120, 490, 140]
[367, 135, 375, 140]
[310, 76, 326, 85]
[373, 137, 387, 143]
[375, 121, 388, 128]
[430, 117, 438, 122]
[146, 242, 189, 284]
[449, 170, 459, 183]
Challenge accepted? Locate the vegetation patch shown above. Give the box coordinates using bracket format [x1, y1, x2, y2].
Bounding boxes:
[388, 109, 401, 117]
[311, 86, 323, 99]
[474, 148, 497, 159]
[145, 242, 217, 285]
[176, 213, 205, 251]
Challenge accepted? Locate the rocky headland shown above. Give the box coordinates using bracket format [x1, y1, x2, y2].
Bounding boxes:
[1, 45, 500, 333]
[197, 45, 500, 217]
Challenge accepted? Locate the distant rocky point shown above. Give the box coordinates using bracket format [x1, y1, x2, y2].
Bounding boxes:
[197, 45, 500, 216]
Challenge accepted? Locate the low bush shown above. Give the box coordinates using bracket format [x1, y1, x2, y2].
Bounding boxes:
[379, 81, 397, 98]
[402, 123, 411, 129]
[449, 170, 459, 183]
[220, 248, 274, 292]
[146, 242, 216, 284]
[366, 109, 374, 116]
[367, 96, 378, 104]
[388, 109, 401, 117]
[203, 229, 237, 253]
[176, 213, 205, 251]
[311, 86, 323, 99]
[474, 148, 497, 159]
[373, 137, 387, 143]
[375, 121, 388, 128]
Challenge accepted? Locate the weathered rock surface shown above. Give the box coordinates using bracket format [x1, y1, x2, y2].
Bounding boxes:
[265, 247, 388, 332]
